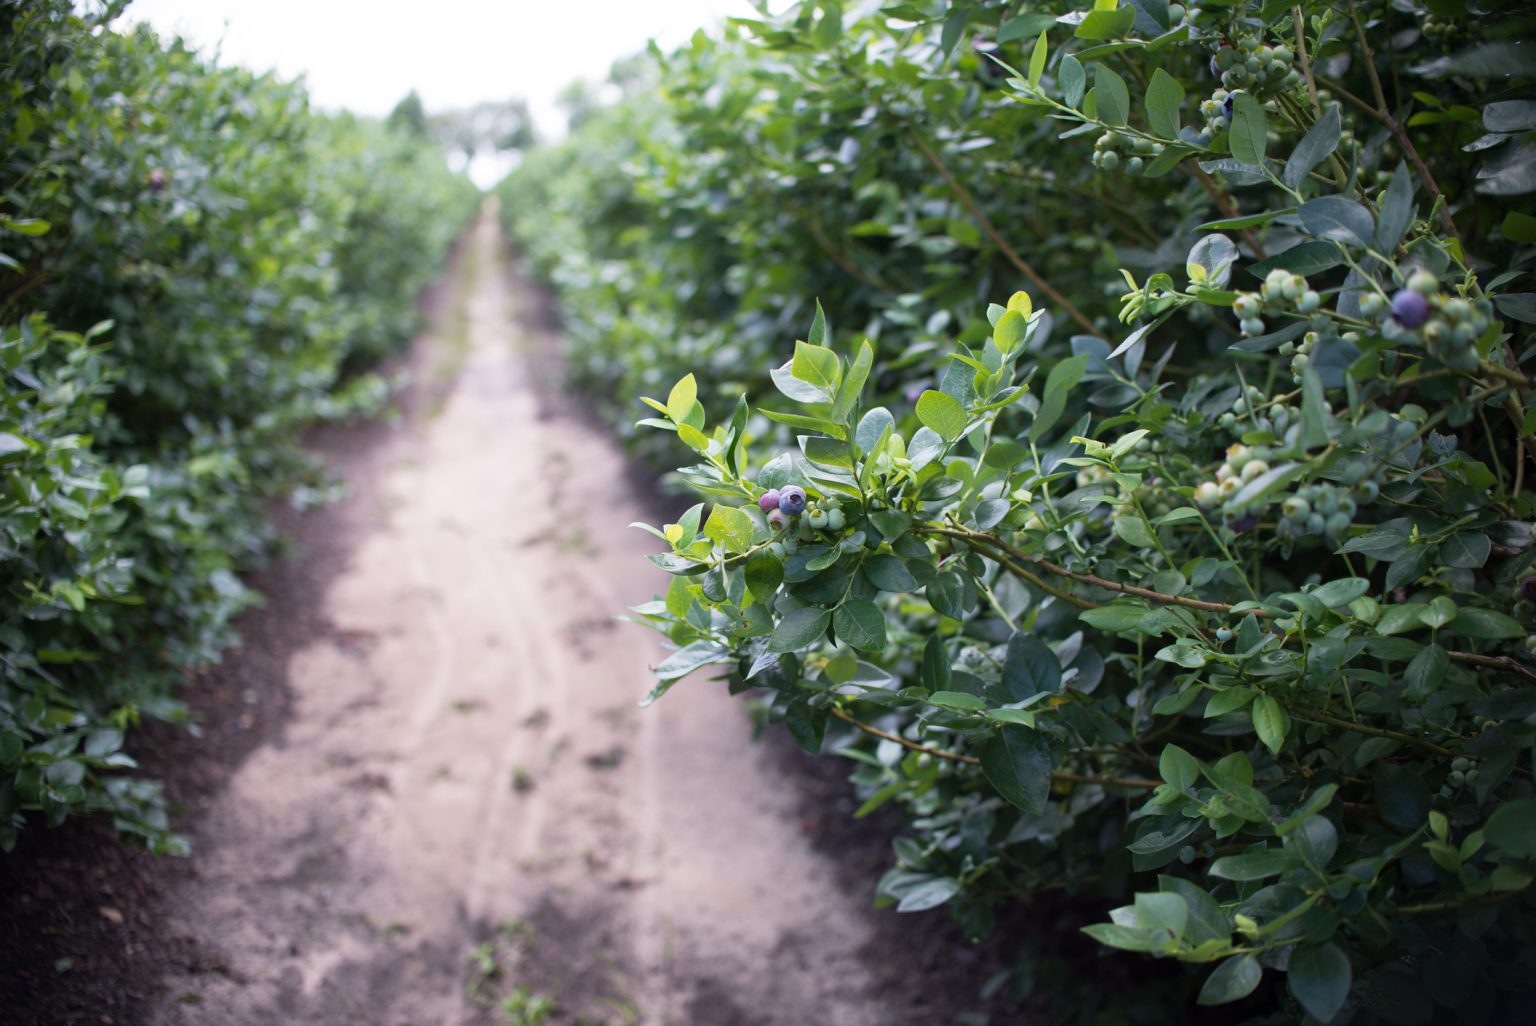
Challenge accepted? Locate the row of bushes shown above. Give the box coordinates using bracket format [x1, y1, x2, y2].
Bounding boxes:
[1, 1, 479, 852]
[503, 0, 1534, 1022]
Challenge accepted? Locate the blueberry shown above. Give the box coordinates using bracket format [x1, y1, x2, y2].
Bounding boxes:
[1215, 627, 1233, 642]
[1522, 576, 1536, 601]
[808, 509, 828, 529]
[767, 509, 789, 531]
[827, 509, 846, 531]
[1210, 55, 1221, 79]
[1222, 93, 1236, 119]
[778, 486, 807, 516]
[757, 489, 782, 513]
[1391, 289, 1430, 328]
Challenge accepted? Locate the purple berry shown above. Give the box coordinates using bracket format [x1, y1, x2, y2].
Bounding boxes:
[778, 486, 807, 516]
[1522, 576, 1536, 601]
[1222, 93, 1235, 120]
[767, 509, 789, 531]
[1391, 289, 1430, 329]
[1210, 55, 1221, 79]
[757, 489, 782, 513]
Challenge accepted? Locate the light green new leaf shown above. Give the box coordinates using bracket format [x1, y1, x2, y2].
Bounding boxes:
[916, 389, 967, 442]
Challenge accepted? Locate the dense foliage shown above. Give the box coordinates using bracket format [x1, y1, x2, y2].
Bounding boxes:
[1, 1, 478, 851]
[505, 0, 1536, 1021]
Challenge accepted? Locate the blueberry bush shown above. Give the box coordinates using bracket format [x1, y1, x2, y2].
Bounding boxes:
[507, 0, 1535, 1020]
[1, 2, 478, 851]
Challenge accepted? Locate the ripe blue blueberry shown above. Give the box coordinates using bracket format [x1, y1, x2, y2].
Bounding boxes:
[1222, 93, 1235, 120]
[1390, 288, 1430, 329]
[778, 485, 807, 516]
[757, 488, 782, 513]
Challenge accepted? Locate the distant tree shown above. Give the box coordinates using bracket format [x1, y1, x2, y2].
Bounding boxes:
[430, 99, 536, 159]
[386, 90, 429, 137]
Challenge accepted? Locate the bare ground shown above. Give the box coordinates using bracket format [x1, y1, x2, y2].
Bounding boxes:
[2, 211, 1039, 1026]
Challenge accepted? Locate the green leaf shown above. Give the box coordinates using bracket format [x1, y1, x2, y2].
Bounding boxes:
[1093, 64, 1130, 126]
[1375, 763, 1431, 829]
[1252, 694, 1290, 755]
[896, 875, 962, 912]
[1449, 607, 1523, 639]
[807, 300, 829, 346]
[915, 389, 968, 442]
[994, 309, 1028, 354]
[834, 598, 888, 652]
[1031, 354, 1089, 439]
[1144, 68, 1183, 138]
[1209, 848, 1301, 881]
[1076, 5, 1136, 40]
[928, 690, 988, 711]
[1288, 943, 1352, 1024]
[1082, 923, 1157, 952]
[792, 340, 841, 395]
[1060, 54, 1086, 107]
[1486, 798, 1536, 856]
[1311, 577, 1369, 608]
[703, 505, 754, 552]
[980, 725, 1052, 814]
[1159, 743, 1199, 790]
[1229, 461, 1307, 510]
[744, 552, 784, 601]
[863, 554, 918, 593]
[767, 607, 831, 653]
[1001, 633, 1061, 700]
[785, 694, 828, 753]
[1374, 162, 1415, 252]
[1283, 104, 1340, 191]
[1298, 196, 1374, 248]
[927, 571, 965, 619]
[1503, 210, 1536, 244]
[831, 339, 874, 422]
[1198, 956, 1262, 1005]
[921, 634, 952, 691]
[1028, 30, 1048, 88]
[666, 373, 698, 422]
[1228, 92, 1267, 166]
[653, 640, 729, 682]
[1246, 241, 1345, 279]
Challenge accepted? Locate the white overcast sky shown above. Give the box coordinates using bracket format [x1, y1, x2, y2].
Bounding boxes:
[124, 0, 760, 134]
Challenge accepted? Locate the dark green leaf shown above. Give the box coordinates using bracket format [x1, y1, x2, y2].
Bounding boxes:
[980, 725, 1052, 814]
[1288, 943, 1351, 1024]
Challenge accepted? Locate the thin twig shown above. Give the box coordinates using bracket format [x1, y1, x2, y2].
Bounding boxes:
[828, 707, 1161, 788]
[907, 129, 1104, 338]
[925, 523, 1536, 686]
[1288, 707, 1455, 757]
[1292, 7, 1321, 117]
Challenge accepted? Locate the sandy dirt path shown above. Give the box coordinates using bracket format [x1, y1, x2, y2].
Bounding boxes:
[143, 211, 920, 1026]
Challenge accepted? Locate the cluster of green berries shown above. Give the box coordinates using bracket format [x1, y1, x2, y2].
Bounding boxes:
[1273, 482, 1367, 543]
[1214, 385, 1299, 440]
[1209, 37, 1299, 97]
[1232, 269, 1322, 339]
[759, 484, 846, 557]
[1439, 756, 1481, 798]
[1196, 88, 1238, 144]
[1090, 131, 1168, 175]
[1357, 270, 1492, 374]
[1422, 14, 1474, 49]
[1193, 443, 1274, 510]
